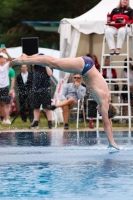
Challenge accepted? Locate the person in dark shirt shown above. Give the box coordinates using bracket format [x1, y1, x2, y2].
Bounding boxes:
[29, 53, 53, 129]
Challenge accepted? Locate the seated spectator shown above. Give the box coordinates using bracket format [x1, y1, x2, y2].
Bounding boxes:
[121, 57, 133, 122]
[16, 64, 33, 122]
[102, 56, 119, 96]
[47, 74, 86, 129]
[105, 0, 133, 55]
[103, 57, 117, 78]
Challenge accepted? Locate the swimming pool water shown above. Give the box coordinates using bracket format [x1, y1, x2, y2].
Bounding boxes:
[0, 130, 133, 200]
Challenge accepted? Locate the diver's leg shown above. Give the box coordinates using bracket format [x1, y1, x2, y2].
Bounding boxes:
[12, 56, 84, 74]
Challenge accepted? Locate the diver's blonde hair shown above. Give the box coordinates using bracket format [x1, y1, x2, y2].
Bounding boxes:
[108, 103, 119, 119]
[117, 0, 130, 8]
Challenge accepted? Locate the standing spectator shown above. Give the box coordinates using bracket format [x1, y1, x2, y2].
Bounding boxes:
[0, 47, 12, 124]
[16, 64, 33, 122]
[121, 57, 133, 122]
[47, 74, 86, 129]
[29, 53, 53, 129]
[105, 0, 133, 55]
[0, 65, 16, 121]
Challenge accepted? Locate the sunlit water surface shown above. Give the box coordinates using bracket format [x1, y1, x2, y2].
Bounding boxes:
[0, 130, 133, 200]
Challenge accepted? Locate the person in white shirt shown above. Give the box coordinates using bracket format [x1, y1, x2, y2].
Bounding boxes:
[0, 47, 12, 124]
[16, 65, 33, 122]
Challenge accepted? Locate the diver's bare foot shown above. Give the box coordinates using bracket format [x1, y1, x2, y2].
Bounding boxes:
[12, 54, 27, 65]
[12, 58, 23, 65]
[21, 53, 27, 58]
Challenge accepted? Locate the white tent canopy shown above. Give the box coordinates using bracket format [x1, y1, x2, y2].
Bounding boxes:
[60, 0, 121, 35]
[59, 0, 133, 59]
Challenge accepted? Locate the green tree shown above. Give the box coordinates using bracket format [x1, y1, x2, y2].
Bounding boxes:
[0, 0, 101, 48]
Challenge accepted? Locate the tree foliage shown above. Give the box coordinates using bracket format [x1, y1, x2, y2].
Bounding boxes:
[0, 0, 101, 48]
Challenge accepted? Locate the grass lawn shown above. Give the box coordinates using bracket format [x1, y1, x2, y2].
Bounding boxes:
[0, 115, 131, 130]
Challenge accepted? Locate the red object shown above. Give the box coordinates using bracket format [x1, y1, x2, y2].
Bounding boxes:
[89, 118, 94, 129]
[11, 99, 18, 115]
[102, 68, 117, 78]
[107, 12, 111, 24]
[111, 14, 133, 29]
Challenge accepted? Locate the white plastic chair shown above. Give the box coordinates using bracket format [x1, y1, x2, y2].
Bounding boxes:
[69, 98, 86, 129]
[54, 98, 86, 129]
[53, 107, 63, 128]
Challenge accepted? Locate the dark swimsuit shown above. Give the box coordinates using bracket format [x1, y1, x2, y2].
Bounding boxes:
[81, 56, 94, 75]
